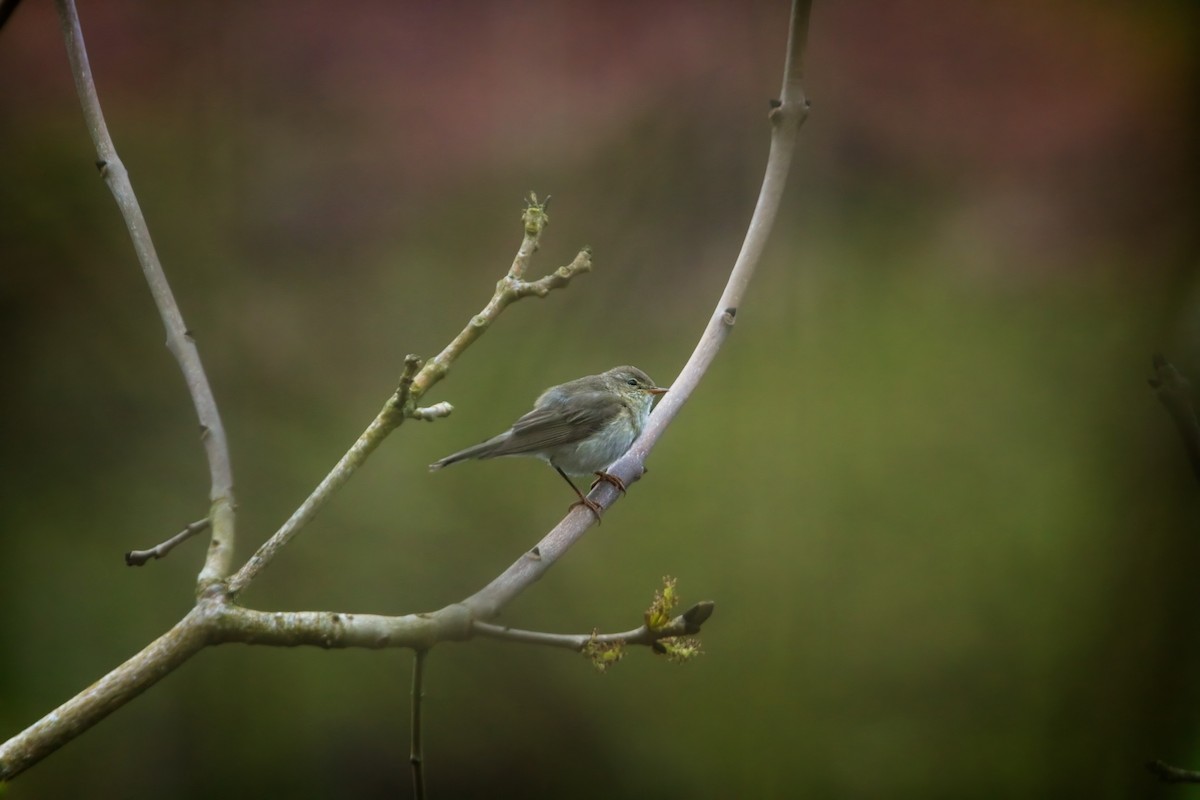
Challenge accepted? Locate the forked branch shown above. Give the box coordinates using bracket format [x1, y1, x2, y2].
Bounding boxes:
[53, 0, 237, 587]
[224, 197, 590, 597]
[0, 0, 813, 783]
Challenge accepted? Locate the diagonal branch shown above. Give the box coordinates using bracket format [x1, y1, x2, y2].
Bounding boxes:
[54, 0, 237, 587]
[0, 606, 212, 777]
[461, 0, 812, 621]
[225, 198, 591, 597]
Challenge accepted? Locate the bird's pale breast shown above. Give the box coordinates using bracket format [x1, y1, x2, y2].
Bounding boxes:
[548, 404, 643, 475]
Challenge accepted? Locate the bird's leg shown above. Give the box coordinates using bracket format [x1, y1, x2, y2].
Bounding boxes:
[555, 466, 603, 522]
[590, 471, 627, 494]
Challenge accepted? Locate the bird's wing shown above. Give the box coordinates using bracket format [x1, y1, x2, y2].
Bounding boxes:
[489, 390, 622, 456]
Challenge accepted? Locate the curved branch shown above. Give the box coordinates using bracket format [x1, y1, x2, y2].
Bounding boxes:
[462, 0, 812, 620]
[54, 0, 237, 585]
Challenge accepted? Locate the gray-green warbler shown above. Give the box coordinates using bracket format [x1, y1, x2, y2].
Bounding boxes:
[429, 366, 667, 518]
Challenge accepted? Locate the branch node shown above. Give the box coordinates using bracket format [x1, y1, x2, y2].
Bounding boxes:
[393, 354, 425, 414]
[722, 307, 737, 326]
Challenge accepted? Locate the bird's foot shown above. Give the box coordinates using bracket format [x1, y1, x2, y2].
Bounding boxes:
[590, 471, 627, 494]
[569, 496, 604, 523]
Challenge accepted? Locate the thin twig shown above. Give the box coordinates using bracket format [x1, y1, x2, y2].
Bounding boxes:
[225, 200, 589, 598]
[461, 0, 812, 620]
[54, 0, 236, 589]
[471, 601, 714, 650]
[125, 519, 212, 566]
[408, 199, 592, 400]
[411, 649, 429, 800]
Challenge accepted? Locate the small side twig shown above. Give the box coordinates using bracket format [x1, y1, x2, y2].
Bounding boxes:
[412, 402, 454, 421]
[473, 577, 712, 673]
[410, 649, 429, 800]
[125, 519, 211, 566]
[471, 601, 714, 651]
[1148, 354, 1200, 484]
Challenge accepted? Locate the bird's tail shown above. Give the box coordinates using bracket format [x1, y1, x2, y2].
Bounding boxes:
[428, 435, 506, 471]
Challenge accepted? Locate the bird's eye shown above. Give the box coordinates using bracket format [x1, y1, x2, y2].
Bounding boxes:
[626, 378, 639, 386]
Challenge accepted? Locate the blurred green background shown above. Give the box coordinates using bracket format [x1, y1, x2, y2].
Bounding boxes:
[3, 1, 1200, 797]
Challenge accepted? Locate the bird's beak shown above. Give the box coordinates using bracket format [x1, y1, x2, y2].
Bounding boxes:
[648, 386, 668, 395]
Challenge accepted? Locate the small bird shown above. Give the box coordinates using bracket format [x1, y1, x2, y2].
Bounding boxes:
[429, 366, 667, 519]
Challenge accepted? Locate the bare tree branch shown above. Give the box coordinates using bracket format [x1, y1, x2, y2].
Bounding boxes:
[0, 607, 211, 776]
[408, 199, 592, 400]
[54, 0, 237, 587]
[0, 193, 590, 779]
[0, 2, 812, 781]
[472, 600, 714, 651]
[225, 201, 591, 597]
[460, 0, 812, 621]
[125, 519, 212, 566]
